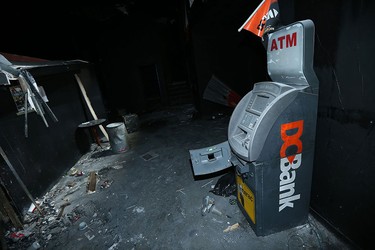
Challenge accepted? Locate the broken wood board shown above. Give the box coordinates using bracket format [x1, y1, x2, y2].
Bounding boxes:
[87, 172, 97, 193]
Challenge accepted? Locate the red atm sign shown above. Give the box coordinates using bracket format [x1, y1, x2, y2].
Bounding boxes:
[270, 32, 297, 51]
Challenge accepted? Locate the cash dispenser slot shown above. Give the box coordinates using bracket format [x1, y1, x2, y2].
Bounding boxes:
[189, 141, 232, 176]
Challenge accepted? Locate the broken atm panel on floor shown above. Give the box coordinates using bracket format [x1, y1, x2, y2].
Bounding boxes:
[189, 20, 319, 236]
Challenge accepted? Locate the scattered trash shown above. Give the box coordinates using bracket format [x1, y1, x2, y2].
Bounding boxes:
[67, 213, 80, 223]
[212, 218, 224, 224]
[210, 171, 237, 197]
[57, 202, 71, 219]
[132, 206, 145, 214]
[8, 231, 26, 241]
[3, 143, 132, 249]
[201, 195, 215, 216]
[66, 185, 80, 195]
[28, 204, 36, 214]
[75, 171, 84, 177]
[223, 222, 240, 232]
[176, 188, 186, 195]
[27, 241, 41, 250]
[126, 205, 136, 210]
[100, 180, 113, 189]
[66, 181, 76, 188]
[210, 206, 223, 216]
[49, 227, 62, 235]
[68, 167, 84, 177]
[200, 195, 224, 217]
[201, 180, 213, 188]
[79, 222, 88, 231]
[111, 164, 124, 170]
[128, 233, 144, 244]
[84, 231, 95, 241]
[27, 200, 43, 215]
[108, 234, 123, 250]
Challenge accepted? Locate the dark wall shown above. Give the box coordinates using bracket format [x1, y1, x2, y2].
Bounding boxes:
[188, 0, 269, 115]
[69, 1, 189, 116]
[293, 1, 375, 249]
[0, 66, 106, 213]
[2, 1, 189, 116]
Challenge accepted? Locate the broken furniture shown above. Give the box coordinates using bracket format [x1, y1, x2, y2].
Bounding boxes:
[78, 119, 106, 147]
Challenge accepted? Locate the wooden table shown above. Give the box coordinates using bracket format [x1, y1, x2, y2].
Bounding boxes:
[78, 118, 106, 147]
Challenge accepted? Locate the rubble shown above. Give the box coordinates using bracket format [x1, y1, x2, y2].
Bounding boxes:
[223, 223, 240, 232]
[2, 143, 125, 249]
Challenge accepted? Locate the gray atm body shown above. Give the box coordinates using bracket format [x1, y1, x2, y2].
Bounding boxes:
[189, 20, 319, 236]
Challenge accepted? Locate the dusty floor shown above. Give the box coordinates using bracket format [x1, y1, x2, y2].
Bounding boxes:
[5, 104, 354, 250]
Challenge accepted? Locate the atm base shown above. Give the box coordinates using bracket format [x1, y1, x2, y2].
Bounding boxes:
[235, 153, 314, 236]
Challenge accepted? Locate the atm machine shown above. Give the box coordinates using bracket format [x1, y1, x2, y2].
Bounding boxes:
[189, 20, 319, 236]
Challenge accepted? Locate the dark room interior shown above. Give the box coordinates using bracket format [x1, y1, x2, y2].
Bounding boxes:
[1, 0, 374, 249]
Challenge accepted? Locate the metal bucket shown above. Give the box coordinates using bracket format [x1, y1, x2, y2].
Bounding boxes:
[106, 122, 129, 153]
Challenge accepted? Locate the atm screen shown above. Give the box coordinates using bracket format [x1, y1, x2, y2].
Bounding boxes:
[251, 95, 269, 113]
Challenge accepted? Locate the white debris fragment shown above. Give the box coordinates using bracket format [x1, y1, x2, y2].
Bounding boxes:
[132, 206, 145, 214]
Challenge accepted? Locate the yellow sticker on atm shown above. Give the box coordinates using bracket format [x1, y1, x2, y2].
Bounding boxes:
[236, 174, 256, 224]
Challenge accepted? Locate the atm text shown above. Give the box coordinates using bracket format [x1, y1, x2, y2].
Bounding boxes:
[271, 32, 297, 51]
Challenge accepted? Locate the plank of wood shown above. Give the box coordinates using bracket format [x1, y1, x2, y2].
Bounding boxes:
[57, 202, 71, 219]
[0, 186, 23, 228]
[0, 146, 44, 216]
[87, 172, 97, 192]
[75, 74, 109, 141]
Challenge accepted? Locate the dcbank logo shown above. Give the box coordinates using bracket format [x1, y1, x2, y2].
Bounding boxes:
[279, 120, 303, 212]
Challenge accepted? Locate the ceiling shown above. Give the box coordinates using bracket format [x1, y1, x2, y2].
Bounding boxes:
[2, 1, 182, 60]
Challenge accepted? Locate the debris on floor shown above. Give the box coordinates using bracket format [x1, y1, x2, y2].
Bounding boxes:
[201, 195, 215, 216]
[209, 170, 237, 197]
[2, 143, 128, 249]
[100, 180, 113, 189]
[87, 172, 97, 193]
[223, 223, 240, 232]
[1, 107, 352, 250]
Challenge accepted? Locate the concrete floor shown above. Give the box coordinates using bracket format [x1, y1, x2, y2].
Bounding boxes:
[5, 104, 354, 250]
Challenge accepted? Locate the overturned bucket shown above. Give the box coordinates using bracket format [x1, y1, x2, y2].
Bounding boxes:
[106, 122, 129, 153]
